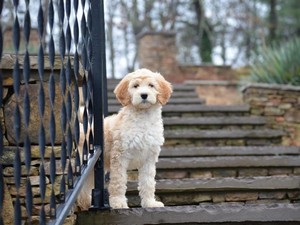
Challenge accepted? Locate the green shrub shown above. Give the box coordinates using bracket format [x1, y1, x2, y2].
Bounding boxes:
[249, 38, 300, 85]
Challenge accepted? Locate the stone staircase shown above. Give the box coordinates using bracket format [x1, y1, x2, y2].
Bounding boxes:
[76, 80, 300, 225]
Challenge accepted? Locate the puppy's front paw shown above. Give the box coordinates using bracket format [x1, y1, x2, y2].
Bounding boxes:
[109, 196, 129, 209]
[141, 199, 164, 208]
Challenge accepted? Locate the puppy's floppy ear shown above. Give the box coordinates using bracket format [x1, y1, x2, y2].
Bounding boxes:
[156, 73, 173, 105]
[114, 75, 131, 106]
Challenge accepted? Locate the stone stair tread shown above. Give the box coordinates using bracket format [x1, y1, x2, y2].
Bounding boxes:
[156, 155, 300, 169]
[127, 176, 300, 192]
[107, 83, 197, 92]
[163, 116, 266, 125]
[76, 203, 300, 225]
[107, 92, 199, 99]
[164, 129, 285, 139]
[162, 104, 250, 112]
[108, 104, 250, 114]
[108, 97, 205, 105]
[160, 146, 300, 157]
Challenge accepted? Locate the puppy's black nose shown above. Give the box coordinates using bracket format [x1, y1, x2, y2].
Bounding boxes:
[141, 94, 148, 100]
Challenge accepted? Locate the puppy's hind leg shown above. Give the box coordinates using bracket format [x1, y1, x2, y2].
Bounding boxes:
[138, 154, 164, 208]
[108, 155, 129, 209]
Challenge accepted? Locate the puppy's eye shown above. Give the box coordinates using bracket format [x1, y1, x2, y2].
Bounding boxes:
[149, 83, 154, 88]
[133, 84, 139, 88]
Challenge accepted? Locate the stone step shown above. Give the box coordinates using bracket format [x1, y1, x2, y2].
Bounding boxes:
[107, 91, 199, 99]
[107, 83, 197, 92]
[125, 176, 300, 206]
[132, 149, 300, 180]
[108, 97, 205, 106]
[163, 116, 266, 129]
[108, 104, 251, 116]
[127, 176, 300, 193]
[165, 129, 284, 139]
[164, 129, 284, 146]
[76, 203, 300, 225]
[160, 146, 300, 157]
[156, 156, 300, 169]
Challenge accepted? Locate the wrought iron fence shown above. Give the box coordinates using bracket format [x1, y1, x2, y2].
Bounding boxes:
[0, 0, 108, 224]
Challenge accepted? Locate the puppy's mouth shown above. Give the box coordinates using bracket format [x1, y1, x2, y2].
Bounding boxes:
[140, 100, 151, 106]
[137, 99, 153, 109]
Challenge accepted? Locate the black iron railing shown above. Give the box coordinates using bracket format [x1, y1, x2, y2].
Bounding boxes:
[0, 0, 108, 224]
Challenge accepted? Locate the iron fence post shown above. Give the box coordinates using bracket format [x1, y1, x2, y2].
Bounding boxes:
[90, 0, 109, 209]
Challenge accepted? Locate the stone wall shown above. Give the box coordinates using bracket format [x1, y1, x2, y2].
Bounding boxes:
[185, 80, 243, 105]
[1, 54, 81, 145]
[1, 55, 82, 223]
[137, 31, 181, 81]
[242, 83, 300, 146]
[179, 65, 235, 81]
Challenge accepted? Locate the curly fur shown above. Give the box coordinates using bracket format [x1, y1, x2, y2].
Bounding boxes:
[77, 68, 172, 209]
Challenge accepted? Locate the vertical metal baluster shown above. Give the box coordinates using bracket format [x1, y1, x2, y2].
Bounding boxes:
[48, 0, 57, 219]
[58, 0, 67, 204]
[37, 0, 46, 223]
[23, 0, 33, 223]
[14, 148, 22, 225]
[73, 0, 82, 176]
[82, 99, 88, 165]
[66, 127, 73, 188]
[80, 0, 87, 71]
[12, 1, 22, 223]
[65, 0, 74, 191]
[80, 0, 89, 169]
[87, 70, 94, 154]
[60, 140, 66, 203]
[0, 1, 4, 222]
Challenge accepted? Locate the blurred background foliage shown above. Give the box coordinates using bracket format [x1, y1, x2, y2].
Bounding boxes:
[1, 0, 300, 83]
[104, 0, 300, 81]
[249, 38, 300, 85]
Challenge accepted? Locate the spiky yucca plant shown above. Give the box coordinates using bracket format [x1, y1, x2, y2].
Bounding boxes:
[249, 38, 300, 85]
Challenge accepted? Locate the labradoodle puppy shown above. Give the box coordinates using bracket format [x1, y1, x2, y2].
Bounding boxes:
[78, 68, 172, 209]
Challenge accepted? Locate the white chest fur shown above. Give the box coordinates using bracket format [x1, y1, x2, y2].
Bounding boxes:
[113, 105, 164, 169]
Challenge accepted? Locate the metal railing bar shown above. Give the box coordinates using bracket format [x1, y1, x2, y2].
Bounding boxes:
[48, 145, 102, 225]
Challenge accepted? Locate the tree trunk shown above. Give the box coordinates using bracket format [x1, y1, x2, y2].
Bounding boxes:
[269, 0, 277, 42]
[193, 0, 212, 63]
[107, 1, 115, 78]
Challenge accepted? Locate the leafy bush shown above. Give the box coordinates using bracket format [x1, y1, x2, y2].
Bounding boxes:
[249, 38, 300, 85]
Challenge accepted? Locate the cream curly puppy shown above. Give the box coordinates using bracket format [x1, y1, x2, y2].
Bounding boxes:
[78, 68, 172, 209]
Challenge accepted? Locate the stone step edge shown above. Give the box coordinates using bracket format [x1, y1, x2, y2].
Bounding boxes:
[76, 203, 300, 225]
[107, 82, 196, 90]
[164, 129, 285, 139]
[107, 92, 199, 98]
[3, 146, 299, 166]
[107, 85, 197, 92]
[184, 79, 240, 86]
[156, 156, 300, 169]
[108, 104, 250, 113]
[163, 116, 266, 125]
[160, 146, 300, 157]
[108, 98, 205, 104]
[127, 176, 300, 193]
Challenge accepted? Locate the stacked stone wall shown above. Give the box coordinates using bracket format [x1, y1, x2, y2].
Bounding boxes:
[0, 55, 80, 223]
[137, 31, 181, 82]
[243, 84, 300, 146]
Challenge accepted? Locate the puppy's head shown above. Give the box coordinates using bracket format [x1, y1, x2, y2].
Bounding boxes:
[114, 68, 172, 109]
